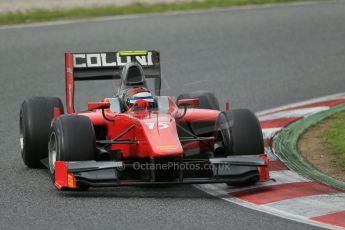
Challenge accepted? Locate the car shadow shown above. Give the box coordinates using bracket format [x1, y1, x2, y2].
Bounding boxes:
[19, 167, 220, 199]
[57, 184, 217, 199]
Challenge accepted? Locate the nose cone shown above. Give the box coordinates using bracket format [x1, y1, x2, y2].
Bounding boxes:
[141, 115, 183, 158]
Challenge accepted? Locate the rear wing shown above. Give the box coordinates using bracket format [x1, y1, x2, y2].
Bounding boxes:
[65, 51, 161, 113]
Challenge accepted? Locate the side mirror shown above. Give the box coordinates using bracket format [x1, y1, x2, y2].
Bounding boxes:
[88, 102, 110, 110]
[176, 98, 200, 107]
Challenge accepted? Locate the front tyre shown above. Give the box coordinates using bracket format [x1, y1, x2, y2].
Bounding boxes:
[214, 109, 264, 187]
[48, 115, 96, 174]
[227, 109, 264, 156]
[214, 109, 264, 156]
[20, 97, 64, 168]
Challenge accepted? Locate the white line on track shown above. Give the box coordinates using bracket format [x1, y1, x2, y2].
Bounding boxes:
[259, 107, 330, 121]
[266, 193, 345, 218]
[262, 128, 282, 139]
[264, 147, 277, 160]
[257, 92, 345, 116]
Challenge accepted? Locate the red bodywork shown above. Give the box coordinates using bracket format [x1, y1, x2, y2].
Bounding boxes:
[64, 52, 220, 159]
[83, 103, 220, 158]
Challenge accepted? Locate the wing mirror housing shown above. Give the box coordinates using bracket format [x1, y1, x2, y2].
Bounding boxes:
[88, 102, 110, 110]
[176, 98, 200, 107]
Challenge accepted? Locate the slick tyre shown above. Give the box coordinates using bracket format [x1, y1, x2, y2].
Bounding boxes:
[177, 91, 220, 136]
[215, 109, 264, 156]
[214, 112, 233, 157]
[20, 97, 64, 168]
[48, 115, 96, 174]
[177, 91, 219, 110]
[215, 109, 264, 187]
[226, 109, 264, 156]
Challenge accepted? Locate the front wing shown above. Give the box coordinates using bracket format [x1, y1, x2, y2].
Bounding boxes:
[54, 155, 269, 190]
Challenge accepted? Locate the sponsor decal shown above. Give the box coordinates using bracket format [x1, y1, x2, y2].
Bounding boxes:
[73, 52, 154, 68]
[118, 51, 148, 56]
[157, 145, 178, 151]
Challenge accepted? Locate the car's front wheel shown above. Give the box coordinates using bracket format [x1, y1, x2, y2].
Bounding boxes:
[48, 115, 96, 174]
[214, 109, 264, 187]
[214, 109, 264, 156]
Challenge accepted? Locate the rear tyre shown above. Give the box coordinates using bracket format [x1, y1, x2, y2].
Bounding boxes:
[48, 115, 96, 174]
[177, 91, 220, 136]
[177, 91, 219, 110]
[20, 97, 64, 168]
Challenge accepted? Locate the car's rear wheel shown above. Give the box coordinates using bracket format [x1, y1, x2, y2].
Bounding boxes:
[20, 97, 64, 168]
[177, 91, 219, 110]
[48, 115, 96, 174]
[177, 91, 220, 137]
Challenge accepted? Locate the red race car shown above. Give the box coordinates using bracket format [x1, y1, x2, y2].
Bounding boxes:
[19, 50, 269, 190]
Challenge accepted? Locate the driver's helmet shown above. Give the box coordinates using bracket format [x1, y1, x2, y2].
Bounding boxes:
[124, 87, 154, 109]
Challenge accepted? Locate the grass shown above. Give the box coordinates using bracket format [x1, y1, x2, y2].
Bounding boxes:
[322, 110, 345, 170]
[0, 0, 311, 26]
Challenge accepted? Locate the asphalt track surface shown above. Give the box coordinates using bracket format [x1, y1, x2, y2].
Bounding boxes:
[1, 1, 345, 229]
